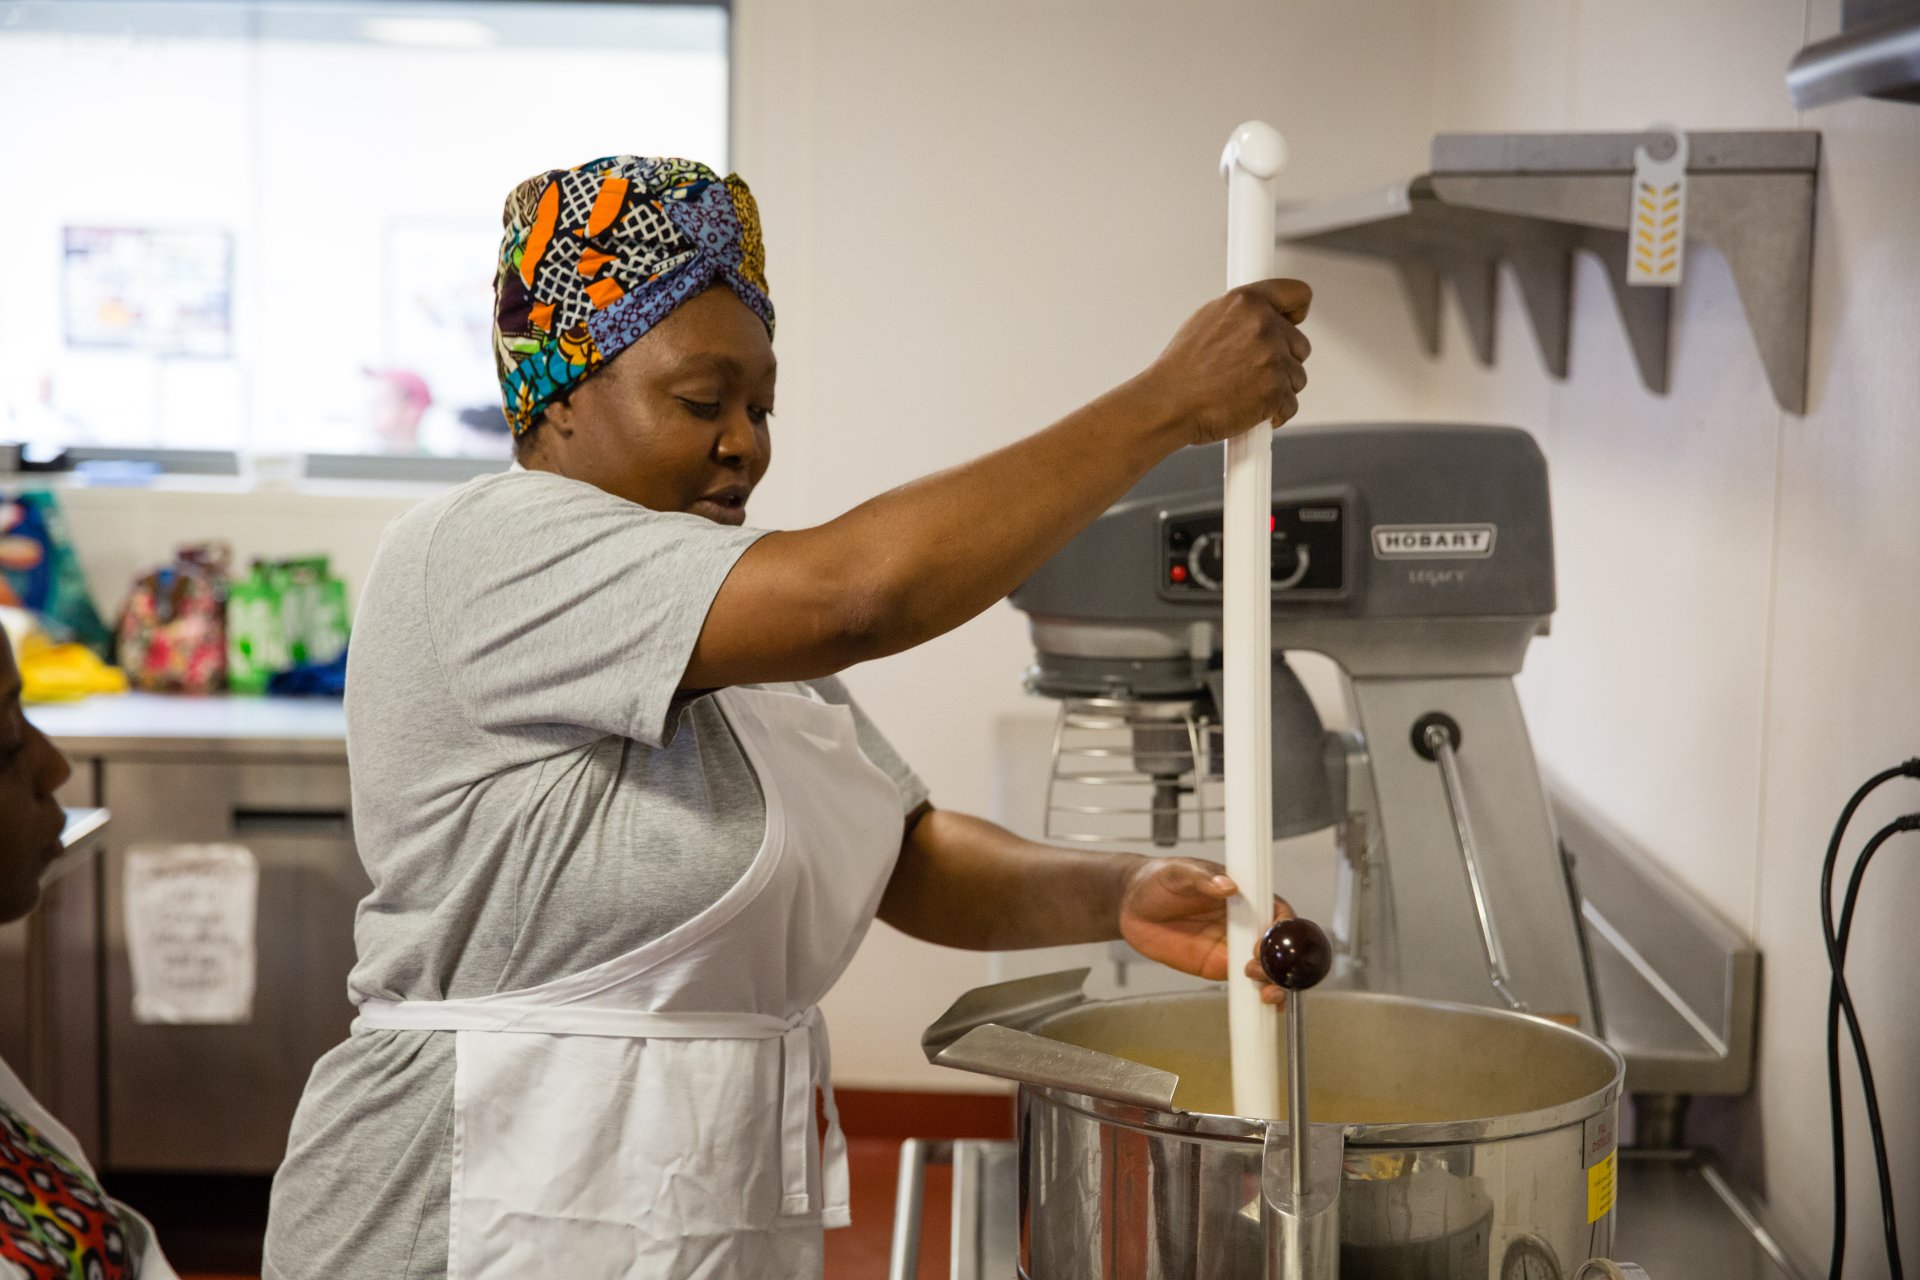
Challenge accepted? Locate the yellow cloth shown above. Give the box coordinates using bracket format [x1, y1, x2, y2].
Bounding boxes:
[18, 634, 127, 703]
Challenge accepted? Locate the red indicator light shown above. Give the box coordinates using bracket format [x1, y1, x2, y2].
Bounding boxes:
[1270, 515, 1277, 531]
[1169, 564, 1189, 584]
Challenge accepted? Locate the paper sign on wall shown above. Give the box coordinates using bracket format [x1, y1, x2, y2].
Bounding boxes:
[124, 844, 258, 1024]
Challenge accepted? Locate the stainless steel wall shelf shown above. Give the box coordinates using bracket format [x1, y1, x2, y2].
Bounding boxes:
[1273, 130, 1821, 413]
[1550, 777, 1759, 1099]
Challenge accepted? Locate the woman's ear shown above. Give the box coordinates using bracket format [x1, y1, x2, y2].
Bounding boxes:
[541, 394, 578, 441]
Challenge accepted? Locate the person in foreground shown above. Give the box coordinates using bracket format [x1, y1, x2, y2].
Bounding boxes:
[263, 155, 1311, 1280]
[0, 640, 177, 1279]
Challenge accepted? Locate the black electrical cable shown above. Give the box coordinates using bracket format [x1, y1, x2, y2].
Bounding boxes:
[1837, 814, 1918, 1278]
[1822, 763, 1916, 1280]
[1820, 758, 1920, 1280]
[1828, 814, 1916, 1280]
[1822, 762, 1917, 1278]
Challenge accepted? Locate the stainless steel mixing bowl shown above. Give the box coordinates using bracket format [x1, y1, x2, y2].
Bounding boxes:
[925, 978, 1624, 1279]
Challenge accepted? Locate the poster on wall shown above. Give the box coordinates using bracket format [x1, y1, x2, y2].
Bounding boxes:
[62, 225, 233, 358]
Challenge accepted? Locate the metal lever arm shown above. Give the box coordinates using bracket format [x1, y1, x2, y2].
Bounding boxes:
[1414, 714, 1528, 1012]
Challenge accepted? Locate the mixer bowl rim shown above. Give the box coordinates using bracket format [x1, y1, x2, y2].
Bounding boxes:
[1019, 985, 1625, 1147]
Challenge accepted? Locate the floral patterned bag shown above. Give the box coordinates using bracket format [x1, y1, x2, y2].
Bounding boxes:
[117, 543, 231, 694]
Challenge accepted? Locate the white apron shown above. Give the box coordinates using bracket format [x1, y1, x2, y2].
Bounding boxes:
[354, 686, 906, 1280]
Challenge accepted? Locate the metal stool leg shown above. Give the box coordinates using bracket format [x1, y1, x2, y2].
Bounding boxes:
[891, 1137, 1020, 1279]
[889, 1138, 951, 1280]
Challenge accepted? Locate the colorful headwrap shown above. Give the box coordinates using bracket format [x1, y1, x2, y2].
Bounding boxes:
[492, 156, 773, 437]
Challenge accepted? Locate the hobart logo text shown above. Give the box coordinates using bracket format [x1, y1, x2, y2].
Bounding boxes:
[1371, 524, 1497, 559]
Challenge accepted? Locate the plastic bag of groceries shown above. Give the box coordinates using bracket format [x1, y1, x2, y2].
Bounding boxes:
[0, 489, 115, 656]
[118, 542, 232, 694]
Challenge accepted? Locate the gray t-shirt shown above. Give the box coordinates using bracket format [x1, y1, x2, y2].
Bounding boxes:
[262, 470, 927, 1280]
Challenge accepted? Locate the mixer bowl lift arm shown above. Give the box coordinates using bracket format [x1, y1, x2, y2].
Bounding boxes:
[1412, 712, 1528, 1012]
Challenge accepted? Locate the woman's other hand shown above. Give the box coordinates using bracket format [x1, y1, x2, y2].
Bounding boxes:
[1132, 279, 1313, 447]
[1118, 858, 1293, 991]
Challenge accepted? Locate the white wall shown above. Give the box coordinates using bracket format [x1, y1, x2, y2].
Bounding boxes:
[40, 479, 423, 620]
[1411, 1, 1919, 1274]
[732, 0, 1436, 1092]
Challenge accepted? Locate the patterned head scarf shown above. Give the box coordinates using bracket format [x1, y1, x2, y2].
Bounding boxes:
[492, 156, 772, 437]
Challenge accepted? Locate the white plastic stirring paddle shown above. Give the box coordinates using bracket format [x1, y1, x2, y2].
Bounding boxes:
[1218, 120, 1288, 1122]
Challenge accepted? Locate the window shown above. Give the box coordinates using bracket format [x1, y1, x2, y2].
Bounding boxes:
[0, 0, 729, 465]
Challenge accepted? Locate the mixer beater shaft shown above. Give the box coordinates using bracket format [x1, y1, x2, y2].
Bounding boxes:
[1260, 918, 1340, 1279]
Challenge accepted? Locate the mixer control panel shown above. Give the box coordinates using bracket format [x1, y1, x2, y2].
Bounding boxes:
[1160, 498, 1346, 600]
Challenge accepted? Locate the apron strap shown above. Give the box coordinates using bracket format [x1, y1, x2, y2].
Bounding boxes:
[781, 1008, 851, 1227]
[815, 1019, 852, 1228]
[354, 999, 792, 1039]
[778, 1020, 812, 1216]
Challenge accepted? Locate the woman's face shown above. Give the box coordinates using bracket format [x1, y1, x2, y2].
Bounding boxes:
[0, 642, 72, 923]
[525, 286, 776, 524]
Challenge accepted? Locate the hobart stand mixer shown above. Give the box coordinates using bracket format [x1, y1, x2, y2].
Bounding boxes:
[1005, 416, 1594, 1025]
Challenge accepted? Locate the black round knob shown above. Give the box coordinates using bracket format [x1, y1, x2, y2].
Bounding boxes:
[1259, 918, 1333, 991]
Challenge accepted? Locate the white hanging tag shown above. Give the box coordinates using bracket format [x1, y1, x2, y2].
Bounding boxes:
[1628, 127, 1687, 287]
[124, 843, 259, 1024]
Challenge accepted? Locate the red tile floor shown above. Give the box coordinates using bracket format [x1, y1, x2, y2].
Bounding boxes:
[162, 1088, 1015, 1280]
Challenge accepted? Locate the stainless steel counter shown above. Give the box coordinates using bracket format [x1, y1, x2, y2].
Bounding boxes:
[46, 807, 108, 886]
[26, 692, 346, 759]
[1615, 1150, 1808, 1279]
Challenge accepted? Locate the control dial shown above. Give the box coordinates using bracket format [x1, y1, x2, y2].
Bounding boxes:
[1186, 532, 1224, 591]
[1184, 531, 1311, 592]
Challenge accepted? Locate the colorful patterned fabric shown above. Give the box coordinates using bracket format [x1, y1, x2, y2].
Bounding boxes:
[492, 156, 773, 437]
[0, 1099, 133, 1280]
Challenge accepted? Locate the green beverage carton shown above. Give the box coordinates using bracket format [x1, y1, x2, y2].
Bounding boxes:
[278, 557, 350, 667]
[280, 560, 315, 666]
[310, 570, 350, 665]
[227, 556, 350, 693]
[226, 561, 289, 695]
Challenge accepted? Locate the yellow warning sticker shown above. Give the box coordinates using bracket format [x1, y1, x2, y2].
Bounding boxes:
[1587, 1150, 1617, 1223]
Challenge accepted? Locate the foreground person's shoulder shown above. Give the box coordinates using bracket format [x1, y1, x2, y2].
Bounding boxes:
[421, 469, 628, 534]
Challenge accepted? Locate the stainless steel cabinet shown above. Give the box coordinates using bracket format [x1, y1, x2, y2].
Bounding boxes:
[0, 776, 105, 1160]
[98, 758, 367, 1173]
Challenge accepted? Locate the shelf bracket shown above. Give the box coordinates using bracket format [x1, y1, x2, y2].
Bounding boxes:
[1580, 227, 1674, 396]
[1507, 239, 1573, 380]
[1438, 252, 1499, 366]
[1274, 131, 1820, 413]
[1392, 260, 1442, 356]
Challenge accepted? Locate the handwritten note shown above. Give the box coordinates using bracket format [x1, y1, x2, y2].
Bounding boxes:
[124, 844, 258, 1024]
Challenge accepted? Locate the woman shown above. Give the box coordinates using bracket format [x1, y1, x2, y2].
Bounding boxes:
[263, 156, 1311, 1279]
[0, 638, 176, 1279]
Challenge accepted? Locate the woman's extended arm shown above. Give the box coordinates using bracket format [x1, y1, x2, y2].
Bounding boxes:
[877, 807, 1291, 998]
[683, 279, 1310, 689]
